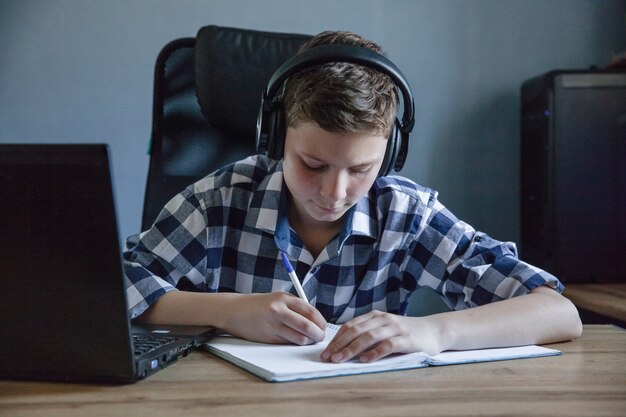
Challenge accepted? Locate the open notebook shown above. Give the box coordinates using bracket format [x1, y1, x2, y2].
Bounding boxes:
[203, 324, 561, 382]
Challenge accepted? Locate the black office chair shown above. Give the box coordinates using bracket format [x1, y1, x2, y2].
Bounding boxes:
[141, 25, 451, 317]
[141, 25, 312, 230]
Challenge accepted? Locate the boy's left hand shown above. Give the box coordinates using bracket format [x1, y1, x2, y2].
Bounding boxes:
[320, 310, 443, 363]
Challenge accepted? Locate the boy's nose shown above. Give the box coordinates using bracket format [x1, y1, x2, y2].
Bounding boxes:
[320, 172, 347, 202]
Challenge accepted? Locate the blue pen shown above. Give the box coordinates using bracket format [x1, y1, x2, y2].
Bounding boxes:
[280, 252, 309, 303]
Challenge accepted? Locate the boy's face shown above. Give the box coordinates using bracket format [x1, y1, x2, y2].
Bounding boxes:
[283, 121, 387, 229]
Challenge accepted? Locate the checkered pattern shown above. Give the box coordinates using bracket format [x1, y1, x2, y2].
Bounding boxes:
[124, 155, 563, 322]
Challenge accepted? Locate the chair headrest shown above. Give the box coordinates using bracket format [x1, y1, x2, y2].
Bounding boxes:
[195, 25, 311, 140]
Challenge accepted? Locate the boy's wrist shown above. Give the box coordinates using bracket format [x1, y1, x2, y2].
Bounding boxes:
[415, 313, 455, 354]
[204, 292, 245, 333]
[139, 291, 242, 331]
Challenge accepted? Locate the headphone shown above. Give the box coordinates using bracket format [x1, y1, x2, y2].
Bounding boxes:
[255, 44, 415, 176]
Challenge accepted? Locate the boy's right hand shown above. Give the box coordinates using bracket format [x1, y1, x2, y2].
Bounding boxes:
[221, 292, 327, 345]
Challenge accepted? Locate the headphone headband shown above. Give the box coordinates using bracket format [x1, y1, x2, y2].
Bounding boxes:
[263, 44, 415, 134]
[256, 43, 415, 175]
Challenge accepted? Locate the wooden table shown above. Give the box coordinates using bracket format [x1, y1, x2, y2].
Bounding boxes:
[564, 283, 626, 325]
[1, 325, 625, 417]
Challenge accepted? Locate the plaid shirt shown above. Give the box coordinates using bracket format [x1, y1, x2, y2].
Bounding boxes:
[124, 155, 562, 323]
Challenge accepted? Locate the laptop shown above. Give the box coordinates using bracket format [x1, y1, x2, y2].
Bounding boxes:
[0, 144, 215, 383]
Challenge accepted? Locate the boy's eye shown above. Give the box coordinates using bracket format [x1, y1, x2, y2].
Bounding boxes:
[350, 167, 372, 175]
[301, 159, 325, 171]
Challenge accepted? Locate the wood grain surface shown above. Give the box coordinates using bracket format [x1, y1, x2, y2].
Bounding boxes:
[564, 283, 626, 322]
[1, 325, 625, 417]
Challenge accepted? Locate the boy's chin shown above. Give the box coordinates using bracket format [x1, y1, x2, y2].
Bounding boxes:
[309, 206, 348, 224]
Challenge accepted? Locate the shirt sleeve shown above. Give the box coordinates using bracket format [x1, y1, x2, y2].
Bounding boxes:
[408, 196, 563, 311]
[123, 189, 209, 319]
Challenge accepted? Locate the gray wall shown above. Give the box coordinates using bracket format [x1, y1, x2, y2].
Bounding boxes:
[2, 0, 625, 248]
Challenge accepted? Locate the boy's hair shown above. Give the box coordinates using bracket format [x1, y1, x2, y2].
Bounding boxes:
[283, 31, 398, 137]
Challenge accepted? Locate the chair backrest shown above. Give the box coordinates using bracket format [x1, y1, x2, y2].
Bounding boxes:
[142, 25, 311, 230]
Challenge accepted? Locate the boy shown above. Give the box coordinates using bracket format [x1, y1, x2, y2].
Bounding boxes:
[124, 31, 581, 364]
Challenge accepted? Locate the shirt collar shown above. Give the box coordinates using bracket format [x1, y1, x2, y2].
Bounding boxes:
[244, 160, 283, 235]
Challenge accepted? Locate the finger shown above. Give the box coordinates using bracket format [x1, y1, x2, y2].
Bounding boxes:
[327, 312, 387, 348]
[279, 302, 327, 343]
[283, 296, 327, 335]
[331, 325, 397, 363]
[334, 311, 379, 332]
[274, 323, 319, 346]
[358, 336, 407, 363]
[330, 310, 388, 339]
[322, 317, 392, 362]
[282, 313, 326, 344]
[288, 299, 327, 331]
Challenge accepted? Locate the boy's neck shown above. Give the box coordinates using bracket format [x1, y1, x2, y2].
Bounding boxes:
[287, 204, 345, 260]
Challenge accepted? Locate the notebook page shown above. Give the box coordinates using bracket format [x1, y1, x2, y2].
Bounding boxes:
[203, 324, 561, 381]
[203, 323, 428, 382]
[425, 345, 561, 366]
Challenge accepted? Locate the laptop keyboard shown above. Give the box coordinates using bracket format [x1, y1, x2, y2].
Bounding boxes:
[132, 335, 176, 356]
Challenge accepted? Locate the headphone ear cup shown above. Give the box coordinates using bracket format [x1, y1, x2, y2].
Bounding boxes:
[266, 106, 286, 160]
[393, 122, 410, 172]
[378, 118, 401, 177]
[255, 100, 271, 155]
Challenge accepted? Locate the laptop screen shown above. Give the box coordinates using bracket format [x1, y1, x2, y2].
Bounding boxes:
[0, 144, 136, 381]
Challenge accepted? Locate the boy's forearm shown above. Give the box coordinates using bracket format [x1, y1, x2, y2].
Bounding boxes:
[134, 290, 327, 345]
[432, 286, 583, 352]
[133, 290, 237, 330]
